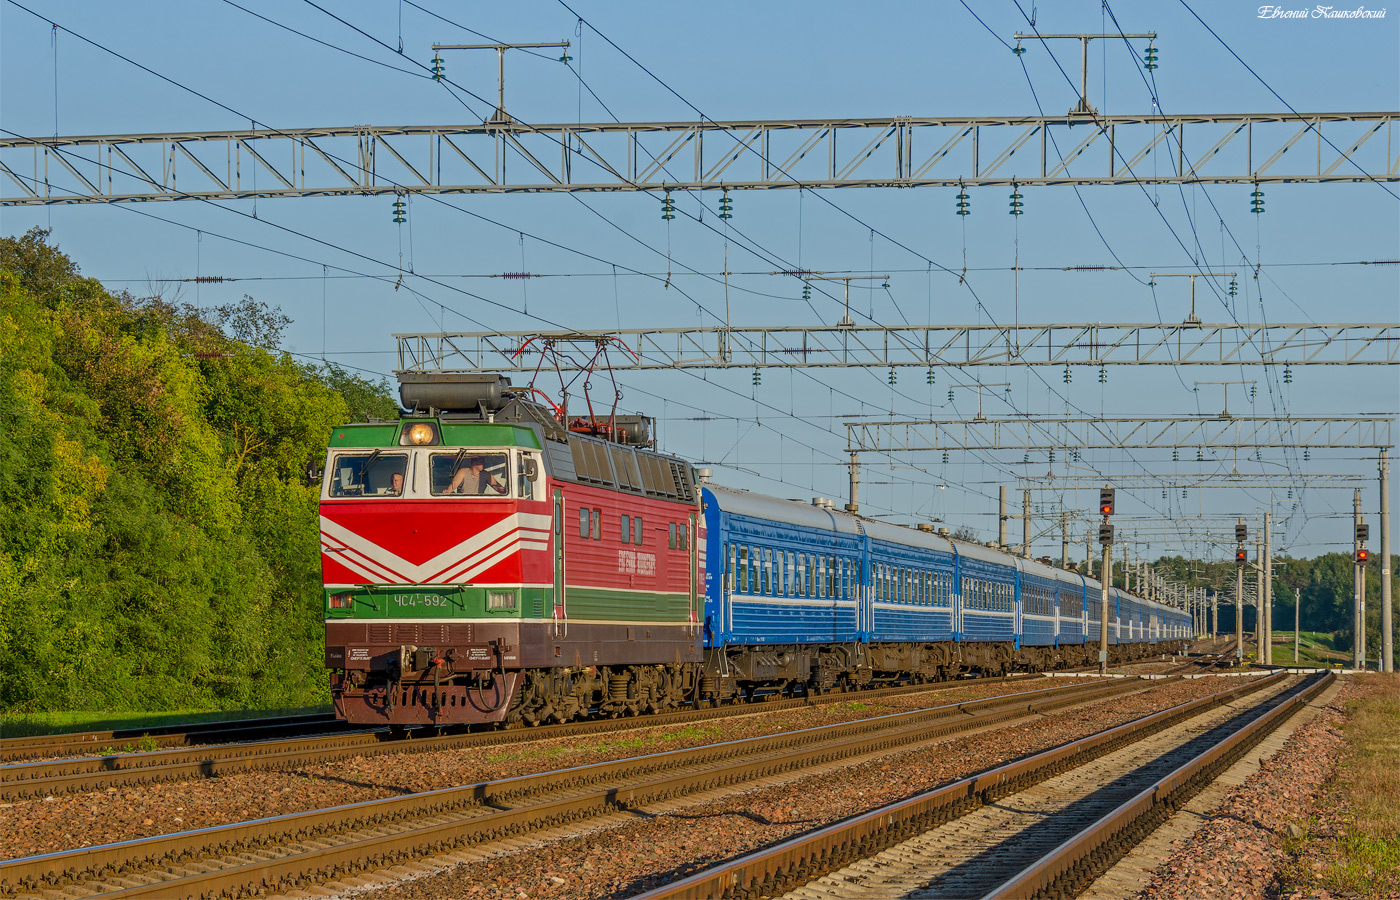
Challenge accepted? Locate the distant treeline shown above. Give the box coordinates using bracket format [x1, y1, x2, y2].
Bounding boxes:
[0, 229, 395, 714]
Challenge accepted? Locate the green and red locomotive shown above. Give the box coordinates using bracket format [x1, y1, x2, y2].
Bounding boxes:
[319, 374, 704, 728]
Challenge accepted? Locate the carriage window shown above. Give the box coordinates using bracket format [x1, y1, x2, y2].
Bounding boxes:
[330, 452, 409, 497]
[817, 557, 826, 599]
[592, 509, 602, 540]
[579, 508, 590, 537]
[738, 545, 750, 593]
[669, 523, 677, 550]
[620, 514, 631, 543]
[761, 548, 772, 594]
[679, 523, 689, 551]
[429, 451, 510, 496]
[633, 516, 644, 545]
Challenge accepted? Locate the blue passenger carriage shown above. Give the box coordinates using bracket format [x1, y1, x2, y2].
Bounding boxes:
[696, 479, 1188, 699]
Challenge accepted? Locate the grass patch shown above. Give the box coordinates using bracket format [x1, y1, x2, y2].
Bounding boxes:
[1286, 674, 1400, 898]
[0, 704, 332, 739]
[1270, 631, 1350, 668]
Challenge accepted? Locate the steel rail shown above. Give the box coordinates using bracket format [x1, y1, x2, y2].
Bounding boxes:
[628, 671, 1291, 900]
[0, 673, 1050, 801]
[0, 677, 1154, 898]
[984, 670, 1334, 900]
[0, 713, 348, 763]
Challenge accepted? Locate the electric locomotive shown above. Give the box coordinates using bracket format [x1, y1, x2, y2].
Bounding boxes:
[319, 374, 704, 727]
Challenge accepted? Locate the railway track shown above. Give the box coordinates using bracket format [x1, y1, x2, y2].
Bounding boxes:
[630, 669, 1326, 900]
[0, 674, 1050, 802]
[0, 713, 351, 763]
[0, 676, 1162, 900]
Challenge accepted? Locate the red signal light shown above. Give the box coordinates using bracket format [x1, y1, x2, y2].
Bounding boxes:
[1357, 548, 1370, 563]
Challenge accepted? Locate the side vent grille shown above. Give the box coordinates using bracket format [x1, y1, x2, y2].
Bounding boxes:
[368, 624, 392, 644]
[669, 461, 694, 501]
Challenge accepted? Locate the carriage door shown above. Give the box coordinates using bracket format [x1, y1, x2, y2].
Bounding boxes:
[553, 489, 566, 637]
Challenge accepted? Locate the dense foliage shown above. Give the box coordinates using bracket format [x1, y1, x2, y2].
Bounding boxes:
[0, 229, 395, 713]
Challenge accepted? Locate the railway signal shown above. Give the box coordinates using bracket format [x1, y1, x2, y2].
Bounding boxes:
[1356, 523, 1369, 542]
[1099, 488, 1115, 517]
[1236, 522, 1248, 543]
[1235, 548, 1247, 567]
[1357, 547, 1370, 563]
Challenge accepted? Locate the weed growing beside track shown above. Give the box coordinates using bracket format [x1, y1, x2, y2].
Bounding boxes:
[1282, 673, 1400, 899]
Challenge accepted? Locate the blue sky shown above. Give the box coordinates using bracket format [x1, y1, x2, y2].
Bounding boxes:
[2, 0, 1397, 561]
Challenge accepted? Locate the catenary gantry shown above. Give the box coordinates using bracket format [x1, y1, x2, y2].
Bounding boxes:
[844, 416, 1392, 452]
[3, 111, 1397, 203]
[391, 325, 1400, 372]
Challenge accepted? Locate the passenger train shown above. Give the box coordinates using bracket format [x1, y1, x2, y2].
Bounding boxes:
[318, 374, 1190, 728]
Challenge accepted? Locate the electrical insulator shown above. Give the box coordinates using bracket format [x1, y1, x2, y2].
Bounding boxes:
[947, 387, 955, 403]
[751, 368, 761, 387]
[1196, 448, 1204, 462]
[1099, 487, 1116, 517]
[1063, 365, 1072, 384]
[431, 55, 445, 81]
[1182, 489, 1188, 498]
[1283, 364, 1292, 384]
[1098, 365, 1107, 384]
[1143, 43, 1159, 71]
[1048, 449, 1055, 463]
[1023, 452, 1030, 464]
[1172, 448, 1179, 462]
[392, 196, 406, 223]
[559, 49, 572, 64]
[1250, 187, 1265, 214]
[661, 192, 675, 221]
[802, 284, 811, 301]
[887, 367, 897, 386]
[955, 189, 971, 216]
[1229, 278, 1238, 297]
[1071, 449, 1080, 462]
[1013, 41, 1026, 56]
[1008, 187, 1024, 216]
[1287, 488, 1293, 499]
[718, 192, 733, 220]
[942, 450, 949, 464]
[1303, 449, 1310, 461]
[1250, 385, 1257, 401]
[926, 367, 935, 385]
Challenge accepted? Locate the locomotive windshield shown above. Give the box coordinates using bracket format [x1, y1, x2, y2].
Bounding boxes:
[324, 448, 541, 499]
[328, 451, 408, 497]
[430, 450, 509, 496]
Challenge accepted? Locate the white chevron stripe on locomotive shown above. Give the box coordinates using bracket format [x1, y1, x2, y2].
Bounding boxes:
[319, 513, 552, 585]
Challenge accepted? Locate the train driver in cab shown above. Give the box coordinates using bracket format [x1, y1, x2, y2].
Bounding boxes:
[447, 455, 506, 495]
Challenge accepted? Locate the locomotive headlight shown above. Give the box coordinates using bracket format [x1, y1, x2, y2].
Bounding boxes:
[400, 422, 439, 446]
[328, 592, 354, 609]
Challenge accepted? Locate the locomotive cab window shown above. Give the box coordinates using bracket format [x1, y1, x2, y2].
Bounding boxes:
[329, 451, 408, 497]
[430, 450, 510, 496]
